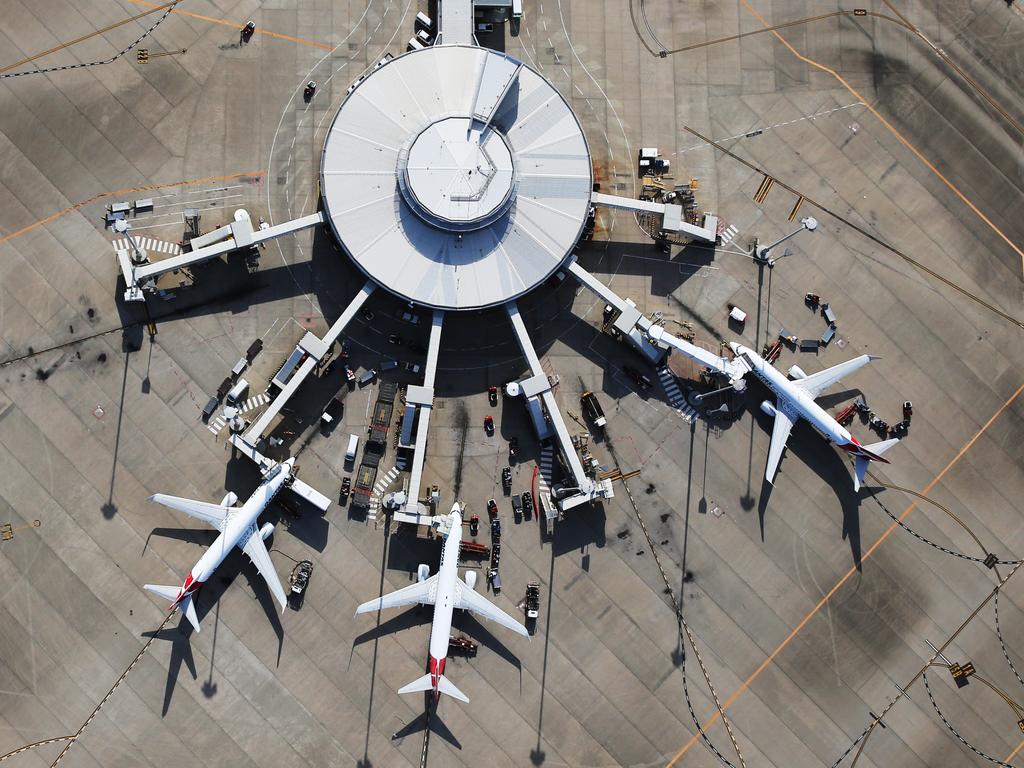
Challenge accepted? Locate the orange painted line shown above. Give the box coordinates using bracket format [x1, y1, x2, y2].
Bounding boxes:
[0, 171, 264, 246]
[123, 0, 333, 50]
[666, 379, 1024, 767]
[737, 0, 1024, 276]
[1006, 739, 1024, 764]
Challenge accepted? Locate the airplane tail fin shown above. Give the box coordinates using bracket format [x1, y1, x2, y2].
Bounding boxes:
[853, 438, 900, 492]
[144, 584, 201, 632]
[397, 673, 469, 703]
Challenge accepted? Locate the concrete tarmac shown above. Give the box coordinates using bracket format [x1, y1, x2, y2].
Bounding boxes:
[0, 1, 1023, 767]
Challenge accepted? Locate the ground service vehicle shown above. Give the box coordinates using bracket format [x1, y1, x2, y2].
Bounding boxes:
[526, 583, 540, 620]
[469, 515, 479, 536]
[580, 390, 607, 427]
[288, 560, 314, 609]
[340, 476, 351, 503]
[448, 635, 477, 656]
[226, 378, 249, 405]
[202, 397, 218, 422]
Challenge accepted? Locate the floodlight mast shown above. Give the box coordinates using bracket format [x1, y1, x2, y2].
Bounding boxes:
[753, 216, 818, 266]
[113, 218, 145, 265]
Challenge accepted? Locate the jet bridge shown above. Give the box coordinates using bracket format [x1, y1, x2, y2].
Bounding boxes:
[439, 0, 473, 44]
[116, 211, 324, 302]
[566, 259, 665, 364]
[645, 325, 749, 382]
[241, 281, 375, 445]
[217, 282, 378, 513]
[395, 310, 445, 520]
[591, 192, 718, 244]
[505, 301, 612, 511]
[567, 260, 749, 381]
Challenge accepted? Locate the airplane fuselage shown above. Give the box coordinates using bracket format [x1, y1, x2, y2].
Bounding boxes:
[172, 460, 293, 605]
[734, 345, 856, 448]
[425, 510, 463, 696]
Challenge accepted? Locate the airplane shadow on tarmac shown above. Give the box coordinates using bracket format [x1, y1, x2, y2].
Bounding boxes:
[390, 694, 462, 750]
[746, 393, 866, 571]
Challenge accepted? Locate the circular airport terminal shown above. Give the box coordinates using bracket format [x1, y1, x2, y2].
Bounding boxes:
[320, 45, 592, 312]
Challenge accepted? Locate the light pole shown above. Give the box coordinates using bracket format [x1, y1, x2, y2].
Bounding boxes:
[752, 216, 817, 347]
[752, 216, 818, 266]
[690, 377, 747, 412]
[113, 218, 146, 265]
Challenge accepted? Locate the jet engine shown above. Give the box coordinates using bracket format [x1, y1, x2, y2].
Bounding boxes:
[464, 570, 477, 590]
[760, 400, 777, 417]
[259, 522, 274, 541]
[220, 491, 238, 507]
[788, 365, 807, 380]
[417, 563, 431, 583]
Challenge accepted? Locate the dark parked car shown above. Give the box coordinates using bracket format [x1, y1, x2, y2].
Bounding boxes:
[623, 365, 652, 389]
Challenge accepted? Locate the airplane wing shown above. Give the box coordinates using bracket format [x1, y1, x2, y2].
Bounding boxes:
[355, 575, 439, 615]
[454, 578, 529, 637]
[765, 404, 795, 485]
[238, 523, 288, 611]
[149, 494, 230, 531]
[796, 355, 878, 399]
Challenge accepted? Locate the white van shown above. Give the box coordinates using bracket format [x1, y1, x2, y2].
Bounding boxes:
[226, 378, 249, 406]
[512, 0, 523, 19]
[345, 434, 359, 464]
[407, 37, 425, 51]
[415, 11, 433, 30]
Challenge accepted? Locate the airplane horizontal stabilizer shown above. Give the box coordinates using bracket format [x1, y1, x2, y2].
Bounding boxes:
[144, 584, 201, 632]
[853, 438, 900, 492]
[398, 673, 434, 696]
[144, 583, 179, 602]
[436, 675, 469, 703]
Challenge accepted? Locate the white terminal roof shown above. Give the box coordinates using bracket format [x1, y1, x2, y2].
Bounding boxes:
[320, 45, 592, 311]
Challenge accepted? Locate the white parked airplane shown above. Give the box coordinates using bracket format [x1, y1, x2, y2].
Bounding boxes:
[646, 325, 897, 490]
[730, 342, 899, 490]
[355, 503, 528, 703]
[144, 458, 294, 631]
